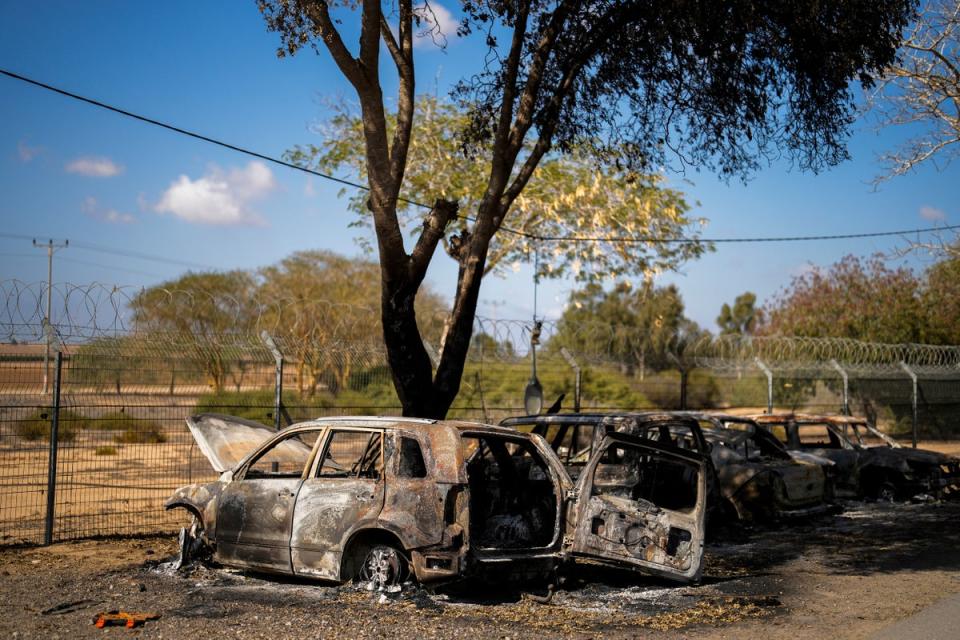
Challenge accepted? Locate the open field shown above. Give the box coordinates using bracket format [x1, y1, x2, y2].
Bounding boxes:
[2, 500, 959, 639]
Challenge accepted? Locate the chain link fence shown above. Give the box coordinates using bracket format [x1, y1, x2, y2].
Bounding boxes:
[1, 281, 958, 546]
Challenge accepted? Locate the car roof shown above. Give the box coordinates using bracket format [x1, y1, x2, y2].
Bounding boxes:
[679, 411, 758, 422]
[286, 415, 524, 436]
[501, 411, 702, 426]
[748, 412, 868, 426]
[500, 413, 611, 426]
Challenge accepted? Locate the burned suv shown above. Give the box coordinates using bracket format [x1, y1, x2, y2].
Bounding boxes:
[167, 414, 708, 587]
[749, 413, 960, 501]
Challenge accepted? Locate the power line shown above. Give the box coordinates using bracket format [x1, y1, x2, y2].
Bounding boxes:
[532, 223, 960, 244]
[68, 241, 214, 270]
[3, 68, 959, 247]
[0, 68, 431, 209]
[0, 232, 214, 269]
[56, 256, 166, 279]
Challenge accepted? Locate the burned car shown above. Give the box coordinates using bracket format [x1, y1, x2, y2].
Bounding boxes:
[680, 413, 834, 521]
[504, 412, 830, 523]
[749, 413, 960, 501]
[501, 412, 721, 519]
[166, 414, 708, 587]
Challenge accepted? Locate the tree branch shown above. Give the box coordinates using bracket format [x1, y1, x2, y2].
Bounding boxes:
[380, 4, 416, 201]
[490, 1, 532, 160]
[506, 1, 575, 154]
[358, 0, 381, 83]
[304, 1, 367, 90]
[409, 199, 459, 282]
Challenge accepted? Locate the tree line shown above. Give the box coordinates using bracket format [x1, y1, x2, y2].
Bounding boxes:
[125, 242, 960, 398]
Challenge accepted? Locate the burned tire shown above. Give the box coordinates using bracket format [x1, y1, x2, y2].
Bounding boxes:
[863, 475, 900, 502]
[175, 515, 211, 569]
[357, 544, 407, 590]
[873, 481, 898, 503]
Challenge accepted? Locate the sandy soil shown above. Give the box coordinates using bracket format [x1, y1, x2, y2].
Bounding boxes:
[1, 500, 959, 639]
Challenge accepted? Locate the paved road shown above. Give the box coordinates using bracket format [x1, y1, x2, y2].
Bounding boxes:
[870, 592, 960, 640]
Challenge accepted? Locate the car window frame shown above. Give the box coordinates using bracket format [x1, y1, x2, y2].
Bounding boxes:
[309, 426, 386, 481]
[236, 425, 327, 481]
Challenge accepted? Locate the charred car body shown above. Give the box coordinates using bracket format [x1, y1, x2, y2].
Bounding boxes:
[679, 413, 834, 521]
[749, 413, 960, 501]
[503, 412, 831, 523]
[500, 412, 722, 519]
[166, 414, 708, 587]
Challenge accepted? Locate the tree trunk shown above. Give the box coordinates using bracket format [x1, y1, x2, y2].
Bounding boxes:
[380, 204, 495, 419]
[381, 277, 439, 417]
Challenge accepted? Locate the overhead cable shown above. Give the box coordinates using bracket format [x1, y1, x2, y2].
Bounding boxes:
[4, 68, 958, 246]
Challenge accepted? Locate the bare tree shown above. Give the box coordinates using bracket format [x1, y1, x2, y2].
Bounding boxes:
[871, 0, 960, 183]
[258, 0, 913, 419]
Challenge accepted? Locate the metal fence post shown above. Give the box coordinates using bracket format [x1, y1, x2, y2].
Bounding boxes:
[755, 357, 773, 414]
[560, 347, 582, 412]
[260, 332, 284, 432]
[667, 352, 688, 410]
[829, 359, 850, 415]
[899, 361, 918, 448]
[44, 350, 63, 546]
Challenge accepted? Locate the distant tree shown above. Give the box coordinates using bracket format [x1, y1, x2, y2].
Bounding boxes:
[288, 96, 708, 282]
[468, 331, 515, 359]
[257, 250, 446, 394]
[759, 255, 926, 343]
[131, 271, 259, 335]
[870, 0, 960, 182]
[259, 0, 914, 419]
[131, 271, 260, 392]
[551, 282, 704, 376]
[923, 249, 960, 344]
[716, 292, 761, 336]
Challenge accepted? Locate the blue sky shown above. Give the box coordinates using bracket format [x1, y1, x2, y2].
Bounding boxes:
[1, 1, 956, 331]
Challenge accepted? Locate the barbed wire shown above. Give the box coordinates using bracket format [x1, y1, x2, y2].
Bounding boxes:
[2, 280, 959, 373]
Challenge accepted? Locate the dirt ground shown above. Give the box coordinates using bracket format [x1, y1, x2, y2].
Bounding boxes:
[2, 500, 959, 639]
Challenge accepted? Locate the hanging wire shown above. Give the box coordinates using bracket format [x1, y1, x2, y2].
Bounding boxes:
[532, 242, 540, 324]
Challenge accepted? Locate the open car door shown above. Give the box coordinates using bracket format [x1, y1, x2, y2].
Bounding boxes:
[566, 432, 707, 582]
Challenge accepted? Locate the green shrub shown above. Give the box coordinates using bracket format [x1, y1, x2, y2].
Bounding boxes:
[95, 445, 118, 456]
[113, 422, 167, 444]
[87, 411, 148, 431]
[14, 409, 83, 442]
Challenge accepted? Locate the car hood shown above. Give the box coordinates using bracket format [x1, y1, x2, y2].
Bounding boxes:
[186, 413, 279, 473]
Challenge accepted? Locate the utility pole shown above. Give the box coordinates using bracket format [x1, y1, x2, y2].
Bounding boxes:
[32, 238, 68, 395]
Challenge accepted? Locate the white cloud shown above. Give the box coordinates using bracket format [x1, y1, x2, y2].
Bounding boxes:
[154, 161, 276, 226]
[790, 262, 818, 278]
[17, 140, 43, 162]
[413, 2, 458, 48]
[66, 156, 124, 177]
[81, 196, 135, 224]
[304, 177, 316, 198]
[919, 205, 947, 222]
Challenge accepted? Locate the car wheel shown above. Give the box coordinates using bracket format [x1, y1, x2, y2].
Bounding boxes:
[875, 481, 898, 503]
[175, 515, 210, 569]
[358, 544, 407, 591]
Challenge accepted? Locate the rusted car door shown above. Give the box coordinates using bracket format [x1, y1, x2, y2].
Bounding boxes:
[289, 428, 386, 581]
[567, 432, 707, 582]
[596, 415, 721, 518]
[215, 427, 324, 573]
